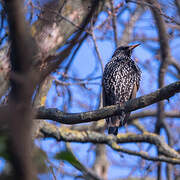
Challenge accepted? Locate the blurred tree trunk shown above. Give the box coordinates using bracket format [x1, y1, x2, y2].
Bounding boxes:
[0, 0, 105, 98]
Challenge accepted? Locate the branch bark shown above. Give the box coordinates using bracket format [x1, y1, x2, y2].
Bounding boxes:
[129, 111, 180, 120]
[109, 0, 118, 48]
[38, 122, 180, 164]
[36, 81, 180, 124]
[4, 0, 38, 179]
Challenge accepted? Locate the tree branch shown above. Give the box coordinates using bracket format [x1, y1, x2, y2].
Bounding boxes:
[36, 81, 180, 124]
[129, 111, 180, 120]
[109, 0, 118, 48]
[39, 122, 180, 164]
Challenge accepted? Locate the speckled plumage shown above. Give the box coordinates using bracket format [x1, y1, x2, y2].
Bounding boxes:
[102, 45, 141, 135]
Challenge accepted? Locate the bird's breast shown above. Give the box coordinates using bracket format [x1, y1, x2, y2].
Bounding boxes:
[103, 58, 141, 91]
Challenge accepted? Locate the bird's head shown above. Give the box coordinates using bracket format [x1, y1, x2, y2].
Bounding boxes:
[112, 44, 140, 58]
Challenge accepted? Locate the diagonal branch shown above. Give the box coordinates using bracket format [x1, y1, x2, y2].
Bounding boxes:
[36, 81, 180, 124]
[110, 142, 180, 164]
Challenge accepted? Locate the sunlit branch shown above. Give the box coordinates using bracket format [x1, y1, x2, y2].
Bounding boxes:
[39, 122, 180, 164]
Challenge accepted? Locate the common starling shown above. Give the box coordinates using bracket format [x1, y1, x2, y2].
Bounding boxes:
[102, 44, 141, 135]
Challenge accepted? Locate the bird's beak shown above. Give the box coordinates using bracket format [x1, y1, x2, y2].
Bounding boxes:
[129, 43, 140, 50]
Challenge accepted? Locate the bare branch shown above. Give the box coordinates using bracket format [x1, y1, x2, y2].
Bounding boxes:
[129, 111, 180, 120]
[170, 58, 180, 75]
[109, 0, 118, 47]
[91, 28, 104, 72]
[118, 5, 144, 46]
[36, 81, 180, 124]
[39, 122, 180, 164]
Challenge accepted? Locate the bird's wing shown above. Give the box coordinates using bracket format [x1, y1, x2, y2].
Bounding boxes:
[114, 73, 136, 104]
[131, 83, 138, 99]
[124, 83, 138, 124]
[102, 85, 114, 106]
[102, 66, 116, 107]
[102, 79, 117, 129]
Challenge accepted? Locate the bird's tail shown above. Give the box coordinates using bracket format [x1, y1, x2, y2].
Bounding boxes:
[108, 126, 118, 135]
[107, 112, 128, 136]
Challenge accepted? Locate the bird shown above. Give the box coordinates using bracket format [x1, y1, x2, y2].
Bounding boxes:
[102, 44, 141, 135]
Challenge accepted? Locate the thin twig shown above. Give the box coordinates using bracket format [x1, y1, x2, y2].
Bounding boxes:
[109, 0, 118, 47]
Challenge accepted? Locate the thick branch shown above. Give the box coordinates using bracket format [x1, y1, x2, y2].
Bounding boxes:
[110, 142, 180, 165]
[39, 122, 180, 164]
[36, 81, 180, 124]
